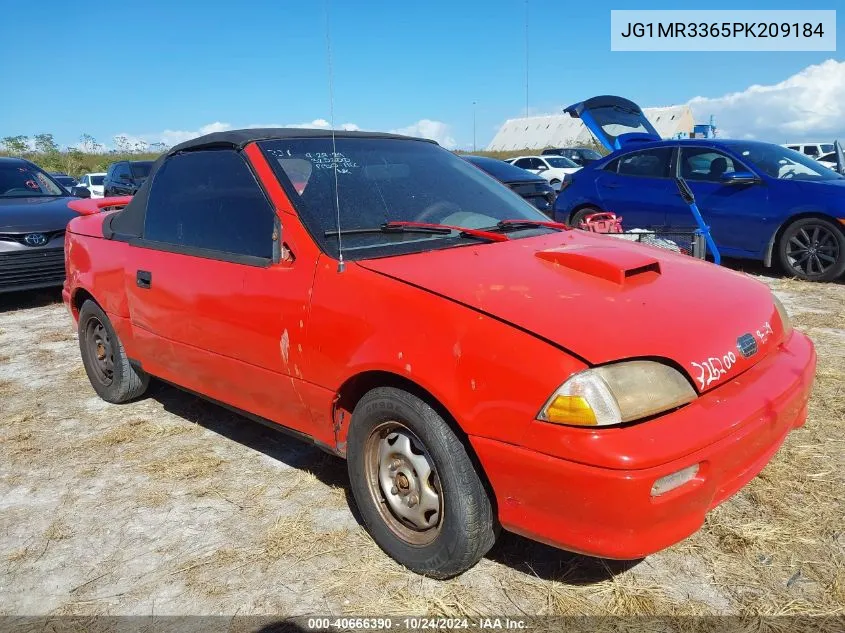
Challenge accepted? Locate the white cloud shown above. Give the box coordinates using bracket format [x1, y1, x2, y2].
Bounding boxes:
[281, 119, 361, 131]
[391, 119, 457, 148]
[111, 117, 459, 150]
[689, 59, 845, 141]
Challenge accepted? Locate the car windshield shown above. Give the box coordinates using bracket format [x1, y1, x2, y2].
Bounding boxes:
[580, 149, 602, 160]
[91, 175, 105, 185]
[131, 162, 152, 179]
[733, 143, 845, 181]
[0, 163, 65, 197]
[260, 137, 552, 260]
[544, 156, 578, 168]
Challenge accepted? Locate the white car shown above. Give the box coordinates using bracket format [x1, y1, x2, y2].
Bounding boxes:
[782, 143, 834, 160]
[507, 155, 581, 190]
[77, 172, 106, 198]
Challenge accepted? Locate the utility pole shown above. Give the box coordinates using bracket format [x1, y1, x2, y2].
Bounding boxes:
[525, 0, 529, 117]
[473, 101, 477, 152]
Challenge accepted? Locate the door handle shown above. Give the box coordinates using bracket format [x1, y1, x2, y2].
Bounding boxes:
[136, 270, 152, 289]
[602, 182, 621, 189]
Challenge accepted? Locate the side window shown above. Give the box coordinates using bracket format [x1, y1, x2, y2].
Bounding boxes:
[514, 158, 532, 169]
[802, 146, 818, 156]
[679, 148, 742, 181]
[786, 145, 800, 152]
[144, 150, 275, 260]
[530, 158, 545, 170]
[617, 148, 672, 178]
[116, 162, 131, 180]
[603, 157, 620, 173]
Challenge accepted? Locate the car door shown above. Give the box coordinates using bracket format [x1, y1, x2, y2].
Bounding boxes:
[594, 147, 677, 228]
[123, 148, 320, 436]
[672, 146, 770, 255]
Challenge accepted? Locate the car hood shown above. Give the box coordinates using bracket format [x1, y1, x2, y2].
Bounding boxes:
[357, 230, 784, 393]
[0, 196, 80, 232]
[795, 178, 845, 196]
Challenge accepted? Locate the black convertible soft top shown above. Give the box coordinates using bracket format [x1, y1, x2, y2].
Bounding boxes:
[169, 127, 434, 154]
[107, 127, 435, 239]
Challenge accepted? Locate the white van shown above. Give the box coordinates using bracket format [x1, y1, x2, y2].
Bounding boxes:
[783, 142, 835, 159]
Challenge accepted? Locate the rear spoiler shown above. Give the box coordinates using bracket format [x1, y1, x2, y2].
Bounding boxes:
[67, 196, 132, 215]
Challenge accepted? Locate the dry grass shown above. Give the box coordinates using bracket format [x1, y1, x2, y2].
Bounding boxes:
[43, 520, 72, 542]
[92, 418, 193, 446]
[42, 329, 77, 343]
[140, 453, 226, 481]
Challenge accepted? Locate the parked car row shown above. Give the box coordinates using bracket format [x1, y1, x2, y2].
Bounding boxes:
[554, 95, 845, 282]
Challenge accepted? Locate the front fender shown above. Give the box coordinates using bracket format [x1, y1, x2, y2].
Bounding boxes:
[304, 260, 585, 448]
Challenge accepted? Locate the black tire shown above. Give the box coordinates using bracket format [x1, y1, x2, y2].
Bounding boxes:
[347, 387, 497, 578]
[777, 217, 845, 282]
[78, 300, 149, 403]
[569, 206, 602, 229]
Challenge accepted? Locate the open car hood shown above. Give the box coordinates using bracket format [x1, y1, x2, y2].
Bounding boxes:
[565, 95, 661, 151]
[357, 231, 784, 393]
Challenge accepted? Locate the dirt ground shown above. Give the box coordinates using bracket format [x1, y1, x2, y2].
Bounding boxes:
[0, 268, 842, 623]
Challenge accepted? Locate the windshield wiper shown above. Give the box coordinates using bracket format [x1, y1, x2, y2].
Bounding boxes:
[325, 221, 509, 242]
[490, 219, 571, 232]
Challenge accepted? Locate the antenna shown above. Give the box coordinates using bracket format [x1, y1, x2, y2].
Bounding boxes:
[325, 0, 345, 273]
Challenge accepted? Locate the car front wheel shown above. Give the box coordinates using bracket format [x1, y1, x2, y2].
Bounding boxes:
[347, 387, 497, 578]
[778, 217, 845, 282]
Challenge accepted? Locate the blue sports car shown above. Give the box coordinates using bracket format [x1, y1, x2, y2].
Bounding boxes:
[555, 96, 845, 281]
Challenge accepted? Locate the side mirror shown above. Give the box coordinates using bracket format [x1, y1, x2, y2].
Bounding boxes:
[71, 186, 91, 198]
[721, 171, 758, 185]
[536, 165, 548, 171]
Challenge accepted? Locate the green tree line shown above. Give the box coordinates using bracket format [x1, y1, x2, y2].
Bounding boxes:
[0, 133, 163, 177]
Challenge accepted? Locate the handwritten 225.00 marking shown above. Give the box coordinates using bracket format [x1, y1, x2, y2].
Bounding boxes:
[690, 322, 774, 390]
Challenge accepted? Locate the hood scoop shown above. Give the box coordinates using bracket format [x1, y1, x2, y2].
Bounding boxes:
[535, 245, 661, 285]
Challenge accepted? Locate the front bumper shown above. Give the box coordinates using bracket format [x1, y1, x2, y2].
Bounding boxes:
[0, 247, 66, 294]
[471, 331, 816, 559]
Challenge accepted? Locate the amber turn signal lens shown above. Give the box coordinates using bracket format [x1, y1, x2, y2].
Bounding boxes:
[544, 395, 598, 426]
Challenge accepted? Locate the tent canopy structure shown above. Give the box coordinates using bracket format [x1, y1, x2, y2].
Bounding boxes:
[486, 105, 695, 151]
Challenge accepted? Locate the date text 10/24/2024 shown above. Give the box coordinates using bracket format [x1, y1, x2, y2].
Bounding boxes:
[306, 618, 527, 630]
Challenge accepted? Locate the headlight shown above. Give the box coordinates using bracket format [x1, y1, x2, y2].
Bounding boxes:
[773, 295, 793, 337]
[537, 361, 696, 427]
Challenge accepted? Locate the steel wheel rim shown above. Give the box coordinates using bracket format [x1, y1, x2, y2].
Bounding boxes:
[786, 224, 840, 277]
[364, 421, 443, 546]
[84, 317, 114, 386]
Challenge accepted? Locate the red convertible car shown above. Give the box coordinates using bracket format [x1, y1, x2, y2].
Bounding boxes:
[63, 129, 816, 578]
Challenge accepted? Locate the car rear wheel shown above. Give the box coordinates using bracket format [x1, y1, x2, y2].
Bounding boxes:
[347, 387, 497, 578]
[778, 217, 845, 282]
[78, 300, 149, 403]
[569, 206, 602, 229]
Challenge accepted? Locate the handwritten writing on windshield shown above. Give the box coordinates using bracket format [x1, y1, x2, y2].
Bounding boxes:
[305, 152, 358, 173]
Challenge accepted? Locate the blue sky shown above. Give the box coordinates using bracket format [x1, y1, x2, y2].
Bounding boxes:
[0, 0, 842, 149]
